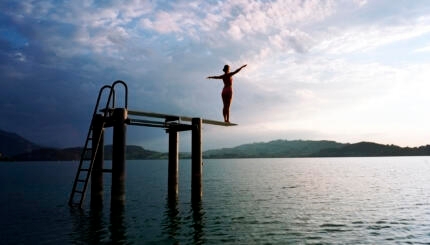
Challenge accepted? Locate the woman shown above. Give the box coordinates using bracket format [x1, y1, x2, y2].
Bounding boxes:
[207, 64, 247, 123]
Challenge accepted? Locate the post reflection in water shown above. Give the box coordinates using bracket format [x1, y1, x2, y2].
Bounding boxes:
[163, 195, 181, 243]
[88, 209, 106, 244]
[69, 208, 107, 244]
[162, 195, 206, 244]
[110, 204, 127, 244]
[191, 199, 205, 244]
[69, 205, 127, 244]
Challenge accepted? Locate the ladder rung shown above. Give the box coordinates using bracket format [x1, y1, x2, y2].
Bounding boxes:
[75, 190, 84, 194]
[102, 169, 112, 173]
[80, 168, 90, 171]
[77, 179, 86, 182]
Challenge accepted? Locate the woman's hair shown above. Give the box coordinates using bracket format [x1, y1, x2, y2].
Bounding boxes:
[223, 65, 230, 72]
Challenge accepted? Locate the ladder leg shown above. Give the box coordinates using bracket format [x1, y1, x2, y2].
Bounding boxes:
[91, 114, 105, 209]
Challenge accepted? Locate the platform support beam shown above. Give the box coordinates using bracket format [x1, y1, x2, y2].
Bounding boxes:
[191, 118, 202, 202]
[168, 128, 179, 200]
[91, 114, 105, 209]
[111, 108, 127, 209]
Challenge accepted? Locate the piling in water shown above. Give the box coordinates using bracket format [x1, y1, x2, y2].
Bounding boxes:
[168, 128, 179, 199]
[191, 118, 202, 203]
[111, 108, 127, 209]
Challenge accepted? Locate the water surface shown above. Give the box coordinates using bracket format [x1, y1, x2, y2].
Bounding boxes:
[1, 157, 430, 244]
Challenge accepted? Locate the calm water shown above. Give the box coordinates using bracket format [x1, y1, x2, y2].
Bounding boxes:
[1, 157, 430, 244]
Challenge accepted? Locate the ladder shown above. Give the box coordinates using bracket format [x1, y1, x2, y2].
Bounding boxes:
[68, 80, 128, 208]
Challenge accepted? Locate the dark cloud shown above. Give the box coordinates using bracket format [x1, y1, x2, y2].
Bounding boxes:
[1, 0, 430, 150]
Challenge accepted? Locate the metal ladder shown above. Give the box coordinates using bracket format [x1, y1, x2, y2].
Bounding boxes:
[68, 80, 128, 208]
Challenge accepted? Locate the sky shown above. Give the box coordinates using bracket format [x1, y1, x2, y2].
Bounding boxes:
[2, 0, 430, 152]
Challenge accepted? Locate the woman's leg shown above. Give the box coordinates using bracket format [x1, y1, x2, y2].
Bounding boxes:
[222, 94, 232, 122]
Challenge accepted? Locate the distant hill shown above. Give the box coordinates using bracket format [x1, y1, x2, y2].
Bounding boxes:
[0, 129, 41, 157]
[312, 141, 430, 157]
[104, 145, 165, 160]
[0, 129, 165, 161]
[13, 147, 82, 161]
[13, 145, 165, 161]
[2, 128, 430, 161]
[204, 140, 430, 158]
[204, 140, 344, 158]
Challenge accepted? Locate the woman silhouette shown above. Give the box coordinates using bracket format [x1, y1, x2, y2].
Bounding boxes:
[207, 64, 247, 123]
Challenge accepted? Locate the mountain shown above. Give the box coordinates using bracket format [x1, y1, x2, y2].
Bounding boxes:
[13, 145, 165, 161]
[2, 129, 430, 160]
[203, 140, 430, 158]
[204, 140, 344, 158]
[0, 129, 165, 161]
[104, 145, 165, 160]
[313, 141, 430, 157]
[13, 147, 82, 161]
[0, 129, 41, 157]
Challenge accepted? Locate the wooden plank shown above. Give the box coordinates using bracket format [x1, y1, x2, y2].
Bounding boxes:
[128, 110, 179, 120]
[202, 119, 238, 126]
[127, 109, 237, 126]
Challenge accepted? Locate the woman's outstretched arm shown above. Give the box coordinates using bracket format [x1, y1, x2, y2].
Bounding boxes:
[231, 64, 247, 75]
[207, 75, 224, 79]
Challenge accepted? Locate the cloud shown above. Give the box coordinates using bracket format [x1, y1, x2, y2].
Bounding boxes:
[315, 21, 430, 55]
[413, 43, 430, 53]
[313, 6, 430, 55]
[141, 11, 184, 34]
[353, 0, 368, 7]
[136, 0, 337, 44]
[269, 28, 315, 54]
[2, 0, 430, 150]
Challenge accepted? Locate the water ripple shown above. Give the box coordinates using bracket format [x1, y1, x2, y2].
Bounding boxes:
[2, 158, 430, 244]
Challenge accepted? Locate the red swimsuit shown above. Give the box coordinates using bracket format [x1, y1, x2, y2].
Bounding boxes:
[221, 76, 233, 103]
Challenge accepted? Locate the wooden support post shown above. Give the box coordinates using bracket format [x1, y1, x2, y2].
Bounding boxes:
[191, 118, 202, 202]
[111, 108, 127, 209]
[168, 128, 179, 199]
[91, 114, 104, 209]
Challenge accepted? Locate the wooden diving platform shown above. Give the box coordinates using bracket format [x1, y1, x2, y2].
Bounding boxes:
[127, 110, 238, 127]
[70, 80, 237, 210]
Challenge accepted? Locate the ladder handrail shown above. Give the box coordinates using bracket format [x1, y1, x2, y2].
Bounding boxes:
[83, 85, 113, 163]
[97, 85, 114, 115]
[111, 80, 128, 109]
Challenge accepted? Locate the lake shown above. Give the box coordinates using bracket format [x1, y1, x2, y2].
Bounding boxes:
[1, 157, 430, 244]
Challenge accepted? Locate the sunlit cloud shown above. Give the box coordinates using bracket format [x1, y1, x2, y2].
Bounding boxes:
[413, 44, 430, 53]
[315, 16, 430, 55]
[1, 0, 430, 150]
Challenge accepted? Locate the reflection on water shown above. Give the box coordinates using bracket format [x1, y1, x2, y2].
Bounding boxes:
[69, 205, 127, 244]
[87, 209, 106, 244]
[3, 158, 430, 244]
[69, 208, 106, 244]
[191, 200, 205, 244]
[163, 196, 180, 243]
[163, 195, 206, 244]
[69, 194, 207, 244]
[110, 205, 127, 243]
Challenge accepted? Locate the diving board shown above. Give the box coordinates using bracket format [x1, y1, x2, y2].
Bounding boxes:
[72, 80, 236, 210]
[127, 110, 238, 126]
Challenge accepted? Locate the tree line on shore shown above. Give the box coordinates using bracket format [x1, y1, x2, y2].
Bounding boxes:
[2, 129, 430, 161]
